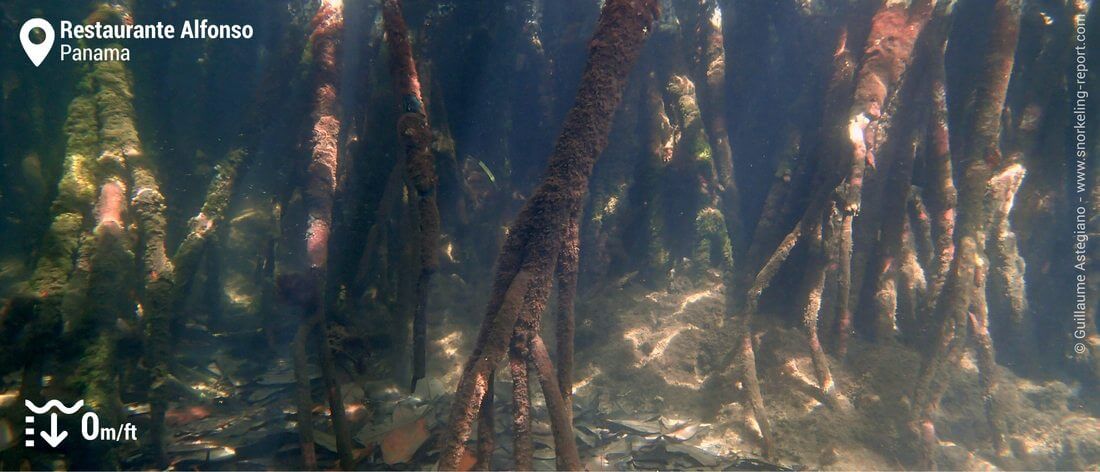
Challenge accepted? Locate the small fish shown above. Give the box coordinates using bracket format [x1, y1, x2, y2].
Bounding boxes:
[477, 160, 498, 187]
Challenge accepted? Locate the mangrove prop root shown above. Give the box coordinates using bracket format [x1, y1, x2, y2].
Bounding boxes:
[17, 78, 100, 427]
[912, 0, 1021, 465]
[836, 0, 932, 351]
[988, 164, 1028, 343]
[304, 2, 355, 469]
[304, 0, 343, 273]
[530, 335, 583, 471]
[835, 215, 854, 357]
[146, 146, 247, 465]
[739, 332, 774, 458]
[437, 1, 660, 469]
[924, 7, 957, 307]
[969, 272, 1008, 456]
[292, 321, 318, 470]
[555, 215, 580, 418]
[475, 373, 495, 470]
[383, 0, 442, 394]
[800, 223, 836, 400]
[734, 216, 806, 455]
[510, 345, 534, 471]
[908, 189, 934, 279]
[676, 0, 745, 256]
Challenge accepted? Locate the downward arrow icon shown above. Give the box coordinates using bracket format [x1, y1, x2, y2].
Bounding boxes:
[40, 413, 67, 447]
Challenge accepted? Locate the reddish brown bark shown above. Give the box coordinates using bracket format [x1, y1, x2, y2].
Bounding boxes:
[436, 1, 660, 469]
[305, 0, 343, 272]
[924, 21, 957, 306]
[303, 2, 354, 469]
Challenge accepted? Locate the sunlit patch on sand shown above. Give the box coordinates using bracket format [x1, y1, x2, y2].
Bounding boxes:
[624, 324, 696, 367]
[620, 289, 719, 388]
[674, 289, 716, 315]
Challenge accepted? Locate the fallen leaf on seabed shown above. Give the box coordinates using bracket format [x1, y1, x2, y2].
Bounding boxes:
[607, 417, 662, 435]
[666, 442, 719, 467]
[381, 417, 430, 464]
[165, 405, 213, 426]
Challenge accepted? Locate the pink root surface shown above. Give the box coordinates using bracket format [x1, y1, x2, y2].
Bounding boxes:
[97, 181, 125, 228]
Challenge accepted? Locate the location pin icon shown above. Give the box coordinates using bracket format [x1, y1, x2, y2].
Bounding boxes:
[20, 18, 54, 67]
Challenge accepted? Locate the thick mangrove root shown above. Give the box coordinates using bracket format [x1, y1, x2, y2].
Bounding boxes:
[303, 1, 354, 468]
[988, 164, 1028, 354]
[73, 55, 149, 436]
[530, 335, 583, 470]
[475, 374, 495, 470]
[738, 332, 774, 458]
[79, 180, 132, 428]
[677, 0, 745, 257]
[437, 1, 660, 469]
[510, 345, 534, 471]
[731, 220, 802, 457]
[911, 0, 1021, 467]
[145, 147, 247, 464]
[292, 320, 319, 470]
[555, 216, 580, 419]
[14, 75, 100, 410]
[800, 222, 836, 402]
[383, 0, 442, 393]
[89, 53, 189, 465]
[924, 47, 957, 305]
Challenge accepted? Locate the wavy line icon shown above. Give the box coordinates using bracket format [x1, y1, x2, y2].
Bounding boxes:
[25, 399, 84, 415]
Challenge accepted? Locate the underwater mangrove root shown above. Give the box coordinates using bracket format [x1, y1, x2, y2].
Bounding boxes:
[142, 143, 249, 464]
[727, 0, 939, 450]
[303, 1, 354, 469]
[476, 373, 495, 470]
[14, 74, 101, 412]
[555, 215, 580, 419]
[924, 45, 957, 306]
[675, 0, 745, 258]
[383, 0, 442, 394]
[510, 342, 534, 471]
[85, 57, 184, 466]
[911, 0, 1021, 466]
[436, 1, 660, 469]
[800, 220, 836, 401]
[293, 320, 319, 470]
[277, 273, 322, 470]
[733, 218, 803, 456]
[530, 334, 583, 470]
[988, 163, 1028, 352]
